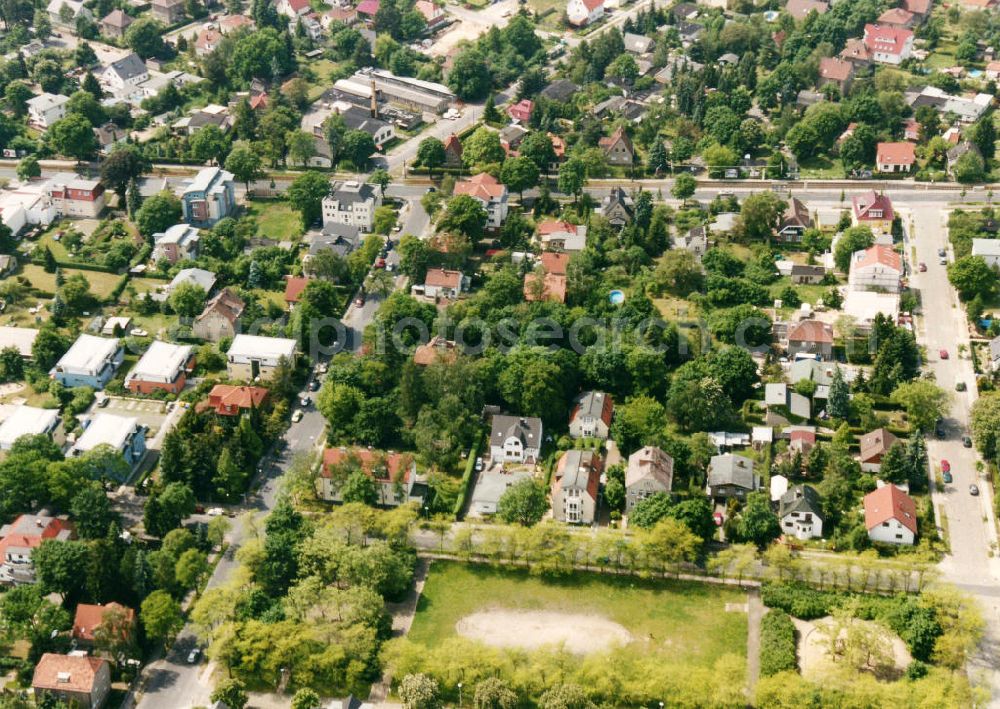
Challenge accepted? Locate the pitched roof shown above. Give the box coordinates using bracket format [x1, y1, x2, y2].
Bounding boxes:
[443, 134, 462, 155]
[540, 79, 579, 102]
[777, 484, 822, 520]
[902, 0, 931, 14]
[540, 251, 569, 276]
[32, 654, 108, 695]
[840, 37, 872, 62]
[202, 384, 269, 414]
[284, 276, 310, 303]
[852, 190, 894, 222]
[322, 446, 414, 483]
[101, 8, 133, 27]
[859, 427, 898, 462]
[787, 319, 833, 344]
[552, 449, 601, 502]
[853, 244, 903, 273]
[785, 0, 828, 19]
[453, 172, 506, 201]
[72, 602, 135, 642]
[425, 268, 463, 289]
[108, 52, 147, 80]
[782, 197, 812, 228]
[413, 336, 457, 366]
[864, 23, 913, 56]
[523, 271, 566, 302]
[598, 126, 634, 156]
[0, 515, 72, 560]
[570, 391, 614, 427]
[195, 28, 221, 49]
[356, 0, 379, 14]
[708, 454, 756, 490]
[876, 141, 916, 166]
[197, 288, 244, 326]
[877, 7, 914, 25]
[490, 414, 543, 449]
[625, 445, 674, 489]
[864, 484, 917, 534]
[579, 0, 604, 10]
[819, 57, 853, 82]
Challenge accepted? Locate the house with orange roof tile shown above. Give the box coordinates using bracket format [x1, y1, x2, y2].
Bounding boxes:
[863, 23, 914, 65]
[864, 483, 916, 544]
[319, 447, 421, 506]
[199, 384, 269, 416]
[786, 319, 834, 360]
[453, 173, 508, 228]
[72, 602, 136, 646]
[849, 244, 903, 292]
[0, 514, 73, 585]
[283, 276, 310, 308]
[33, 654, 111, 709]
[876, 141, 916, 173]
[569, 390, 613, 439]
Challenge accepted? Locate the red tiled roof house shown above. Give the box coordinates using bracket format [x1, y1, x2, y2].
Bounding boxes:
[786, 319, 834, 360]
[319, 447, 419, 506]
[876, 141, 916, 173]
[33, 654, 111, 709]
[864, 484, 917, 545]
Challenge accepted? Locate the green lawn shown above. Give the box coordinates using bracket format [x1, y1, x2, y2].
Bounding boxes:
[246, 201, 304, 241]
[408, 562, 748, 668]
[798, 156, 844, 179]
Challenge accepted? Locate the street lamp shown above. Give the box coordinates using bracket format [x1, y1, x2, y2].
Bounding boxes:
[458, 682, 463, 706]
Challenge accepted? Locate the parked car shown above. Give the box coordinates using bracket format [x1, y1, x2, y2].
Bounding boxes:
[291, 409, 304, 423]
[939, 349, 949, 359]
[935, 419, 946, 439]
[354, 294, 365, 306]
[943, 471, 953, 484]
[938, 247, 947, 257]
[309, 379, 321, 392]
[970, 484, 980, 496]
[956, 381, 967, 391]
[187, 648, 201, 664]
[299, 395, 312, 408]
[918, 262, 927, 272]
[207, 507, 224, 517]
[941, 459, 950, 473]
[713, 512, 724, 526]
[194, 504, 205, 514]
[474, 457, 484, 472]
[963, 436, 973, 448]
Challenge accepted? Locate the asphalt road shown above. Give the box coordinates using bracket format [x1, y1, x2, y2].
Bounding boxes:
[908, 205, 1000, 704]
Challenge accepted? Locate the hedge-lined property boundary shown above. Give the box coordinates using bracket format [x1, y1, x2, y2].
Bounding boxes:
[759, 609, 797, 677]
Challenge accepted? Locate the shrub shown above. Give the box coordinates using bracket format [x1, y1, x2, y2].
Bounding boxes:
[760, 609, 797, 677]
[761, 582, 835, 620]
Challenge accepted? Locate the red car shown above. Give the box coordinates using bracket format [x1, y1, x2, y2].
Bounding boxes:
[941, 459, 951, 473]
[940, 349, 949, 359]
[713, 512, 724, 527]
[375, 258, 386, 269]
[918, 262, 927, 272]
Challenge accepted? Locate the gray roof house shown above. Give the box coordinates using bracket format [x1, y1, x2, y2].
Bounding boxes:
[764, 382, 811, 422]
[777, 484, 823, 540]
[540, 79, 579, 102]
[470, 469, 533, 516]
[489, 415, 543, 464]
[707, 453, 760, 500]
[623, 32, 654, 54]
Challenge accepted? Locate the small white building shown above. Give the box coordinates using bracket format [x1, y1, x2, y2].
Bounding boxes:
[0, 326, 39, 358]
[972, 238, 1000, 268]
[624, 445, 673, 513]
[50, 334, 123, 389]
[777, 484, 823, 540]
[152, 224, 200, 264]
[26, 93, 69, 128]
[470, 469, 532, 516]
[226, 335, 297, 382]
[102, 53, 149, 97]
[489, 415, 543, 464]
[0, 406, 60, 450]
[69, 412, 146, 473]
[864, 483, 916, 545]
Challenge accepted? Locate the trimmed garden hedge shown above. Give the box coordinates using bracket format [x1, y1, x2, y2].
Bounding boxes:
[760, 609, 797, 677]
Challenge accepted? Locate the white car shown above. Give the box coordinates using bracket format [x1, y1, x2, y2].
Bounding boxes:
[187, 648, 200, 664]
[291, 409, 304, 423]
[207, 507, 224, 517]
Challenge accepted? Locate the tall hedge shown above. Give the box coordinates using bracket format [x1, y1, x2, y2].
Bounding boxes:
[760, 609, 798, 677]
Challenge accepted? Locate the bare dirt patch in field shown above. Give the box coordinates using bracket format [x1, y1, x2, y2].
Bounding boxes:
[456, 609, 633, 653]
[793, 616, 912, 681]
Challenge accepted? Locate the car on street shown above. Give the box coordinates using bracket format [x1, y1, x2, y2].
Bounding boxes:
[354, 294, 365, 306]
[392, 225, 402, 232]
[187, 648, 201, 664]
[208, 507, 224, 516]
[964, 436, 973, 448]
[918, 262, 927, 272]
[474, 457, 484, 472]
[291, 409, 304, 423]
[309, 379, 320, 391]
[938, 247, 947, 257]
[939, 349, 949, 359]
[943, 471, 953, 484]
[956, 381, 967, 391]
[940, 256, 948, 265]
[375, 258, 386, 269]
[299, 395, 312, 407]
[941, 459, 950, 473]
[970, 484, 980, 496]
[713, 512, 724, 526]
[935, 419, 946, 439]
[194, 504, 205, 513]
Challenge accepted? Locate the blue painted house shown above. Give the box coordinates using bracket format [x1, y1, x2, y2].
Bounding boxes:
[50, 334, 123, 389]
[70, 413, 147, 480]
[182, 167, 236, 228]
